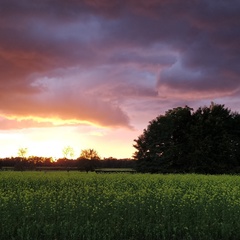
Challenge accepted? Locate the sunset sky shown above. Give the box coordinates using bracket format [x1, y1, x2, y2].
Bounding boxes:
[0, 0, 240, 159]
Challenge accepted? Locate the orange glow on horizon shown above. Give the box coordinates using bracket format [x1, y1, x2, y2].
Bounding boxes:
[0, 125, 137, 159]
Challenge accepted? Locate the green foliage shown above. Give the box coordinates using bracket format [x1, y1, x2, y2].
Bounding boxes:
[62, 146, 75, 159]
[1, 172, 240, 240]
[18, 148, 28, 158]
[134, 103, 240, 173]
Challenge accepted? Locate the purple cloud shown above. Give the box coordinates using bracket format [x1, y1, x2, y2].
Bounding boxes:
[0, 0, 240, 130]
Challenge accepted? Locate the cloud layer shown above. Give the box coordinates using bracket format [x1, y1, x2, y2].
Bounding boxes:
[0, 0, 240, 129]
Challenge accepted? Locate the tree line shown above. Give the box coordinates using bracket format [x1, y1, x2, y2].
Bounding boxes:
[0, 148, 135, 172]
[0, 156, 135, 172]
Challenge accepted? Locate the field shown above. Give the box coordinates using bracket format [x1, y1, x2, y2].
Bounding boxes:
[1, 172, 240, 240]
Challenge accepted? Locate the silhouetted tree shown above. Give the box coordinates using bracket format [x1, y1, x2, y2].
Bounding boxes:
[134, 103, 240, 174]
[78, 149, 100, 172]
[79, 149, 100, 160]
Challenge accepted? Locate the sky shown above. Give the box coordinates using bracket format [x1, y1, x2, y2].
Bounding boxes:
[0, 0, 240, 159]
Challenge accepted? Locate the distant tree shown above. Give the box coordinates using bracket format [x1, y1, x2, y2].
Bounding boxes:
[133, 103, 240, 174]
[79, 148, 100, 160]
[78, 149, 100, 172]
[62, 146, 75, 159]
[18, 147, 28, 159]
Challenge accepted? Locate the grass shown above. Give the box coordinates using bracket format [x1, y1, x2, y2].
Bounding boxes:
[1, 172, 240, 239]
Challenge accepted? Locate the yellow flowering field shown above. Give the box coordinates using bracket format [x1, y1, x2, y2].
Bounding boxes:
[1, 172, 240, 239]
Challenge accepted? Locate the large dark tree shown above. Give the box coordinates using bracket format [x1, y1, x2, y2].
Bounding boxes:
[133, 103, 240, 174]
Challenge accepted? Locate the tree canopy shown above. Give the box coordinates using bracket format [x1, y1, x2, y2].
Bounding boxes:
[18, 148, 28, 158]
[133, 103, 240, 174]
[79, 149, 100, 160]
[62, 146, 75, 159]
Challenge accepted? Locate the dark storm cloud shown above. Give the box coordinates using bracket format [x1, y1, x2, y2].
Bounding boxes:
[0, 0, 240, 129]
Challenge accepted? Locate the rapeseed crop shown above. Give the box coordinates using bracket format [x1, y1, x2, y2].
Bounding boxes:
[1, 172, 240, 239]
